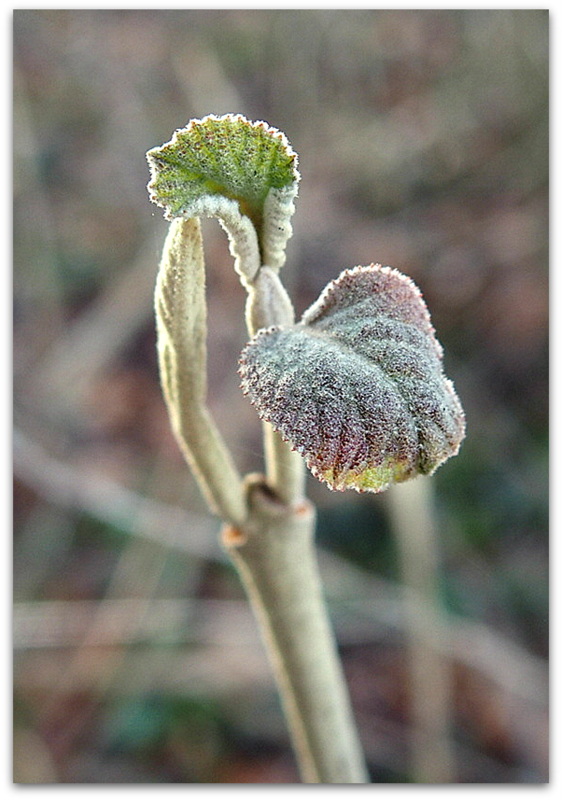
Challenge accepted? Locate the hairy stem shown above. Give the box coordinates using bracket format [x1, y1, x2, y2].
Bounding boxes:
[262, 422, 307, 506]
[154, 217, 367, 782]
[238, 262, 366, 781]
[245, 265, 307, 507]
[223, 479, 369, 783]
[155, 218, 247, 526]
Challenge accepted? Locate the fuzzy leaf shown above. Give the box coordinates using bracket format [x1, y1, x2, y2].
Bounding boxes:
[239, 264, 465, 493]
[147, 114, 300, 273]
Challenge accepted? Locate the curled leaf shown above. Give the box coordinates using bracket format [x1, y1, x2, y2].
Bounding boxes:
[239, 264, 465, 493]
[146, 114, 300, 276]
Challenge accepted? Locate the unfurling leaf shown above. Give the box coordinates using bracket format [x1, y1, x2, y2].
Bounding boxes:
[239, 264, 465, 493]
[146, 114, 300, 278]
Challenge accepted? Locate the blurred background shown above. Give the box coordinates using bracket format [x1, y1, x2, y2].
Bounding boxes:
[13, 8, 548, 784]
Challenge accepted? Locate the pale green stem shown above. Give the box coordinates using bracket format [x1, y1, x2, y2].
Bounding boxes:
[245, 265, 307, 507]
[386, 476, 455, 783]
[262, 422, 307, 506]
[155, 217, 367, 782]
[223, 479, 369, 783]
[155, 218, 247, 526]
[236, 265, 366, 781]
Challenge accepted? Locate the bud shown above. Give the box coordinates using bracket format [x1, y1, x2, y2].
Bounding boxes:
[146, 114, 300, 280]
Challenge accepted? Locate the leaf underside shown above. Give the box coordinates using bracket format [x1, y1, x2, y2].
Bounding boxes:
[239, 264, 465, 493]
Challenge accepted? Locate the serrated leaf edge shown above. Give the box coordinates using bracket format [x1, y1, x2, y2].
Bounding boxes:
[147, 114, 300, 280]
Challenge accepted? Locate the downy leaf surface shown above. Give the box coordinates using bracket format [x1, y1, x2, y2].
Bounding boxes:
[239, 264, 465, 493]
[147, 114, 300, 273]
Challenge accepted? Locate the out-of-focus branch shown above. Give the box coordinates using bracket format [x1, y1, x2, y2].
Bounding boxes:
[13, 427, 221, 560]
[23, 232, 162, 417]
[13, 428, 547, 710]
[387, 477, 455, 782]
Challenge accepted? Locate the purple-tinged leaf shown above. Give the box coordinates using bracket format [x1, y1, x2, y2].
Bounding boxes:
[239, 264, 465, 493]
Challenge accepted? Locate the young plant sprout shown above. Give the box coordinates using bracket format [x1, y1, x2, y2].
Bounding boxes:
[147, 114, 465, 784]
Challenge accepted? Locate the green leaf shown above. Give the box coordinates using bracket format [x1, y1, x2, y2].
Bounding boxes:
[146, 114, 300, 272]
[239, 264, 465, 493]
